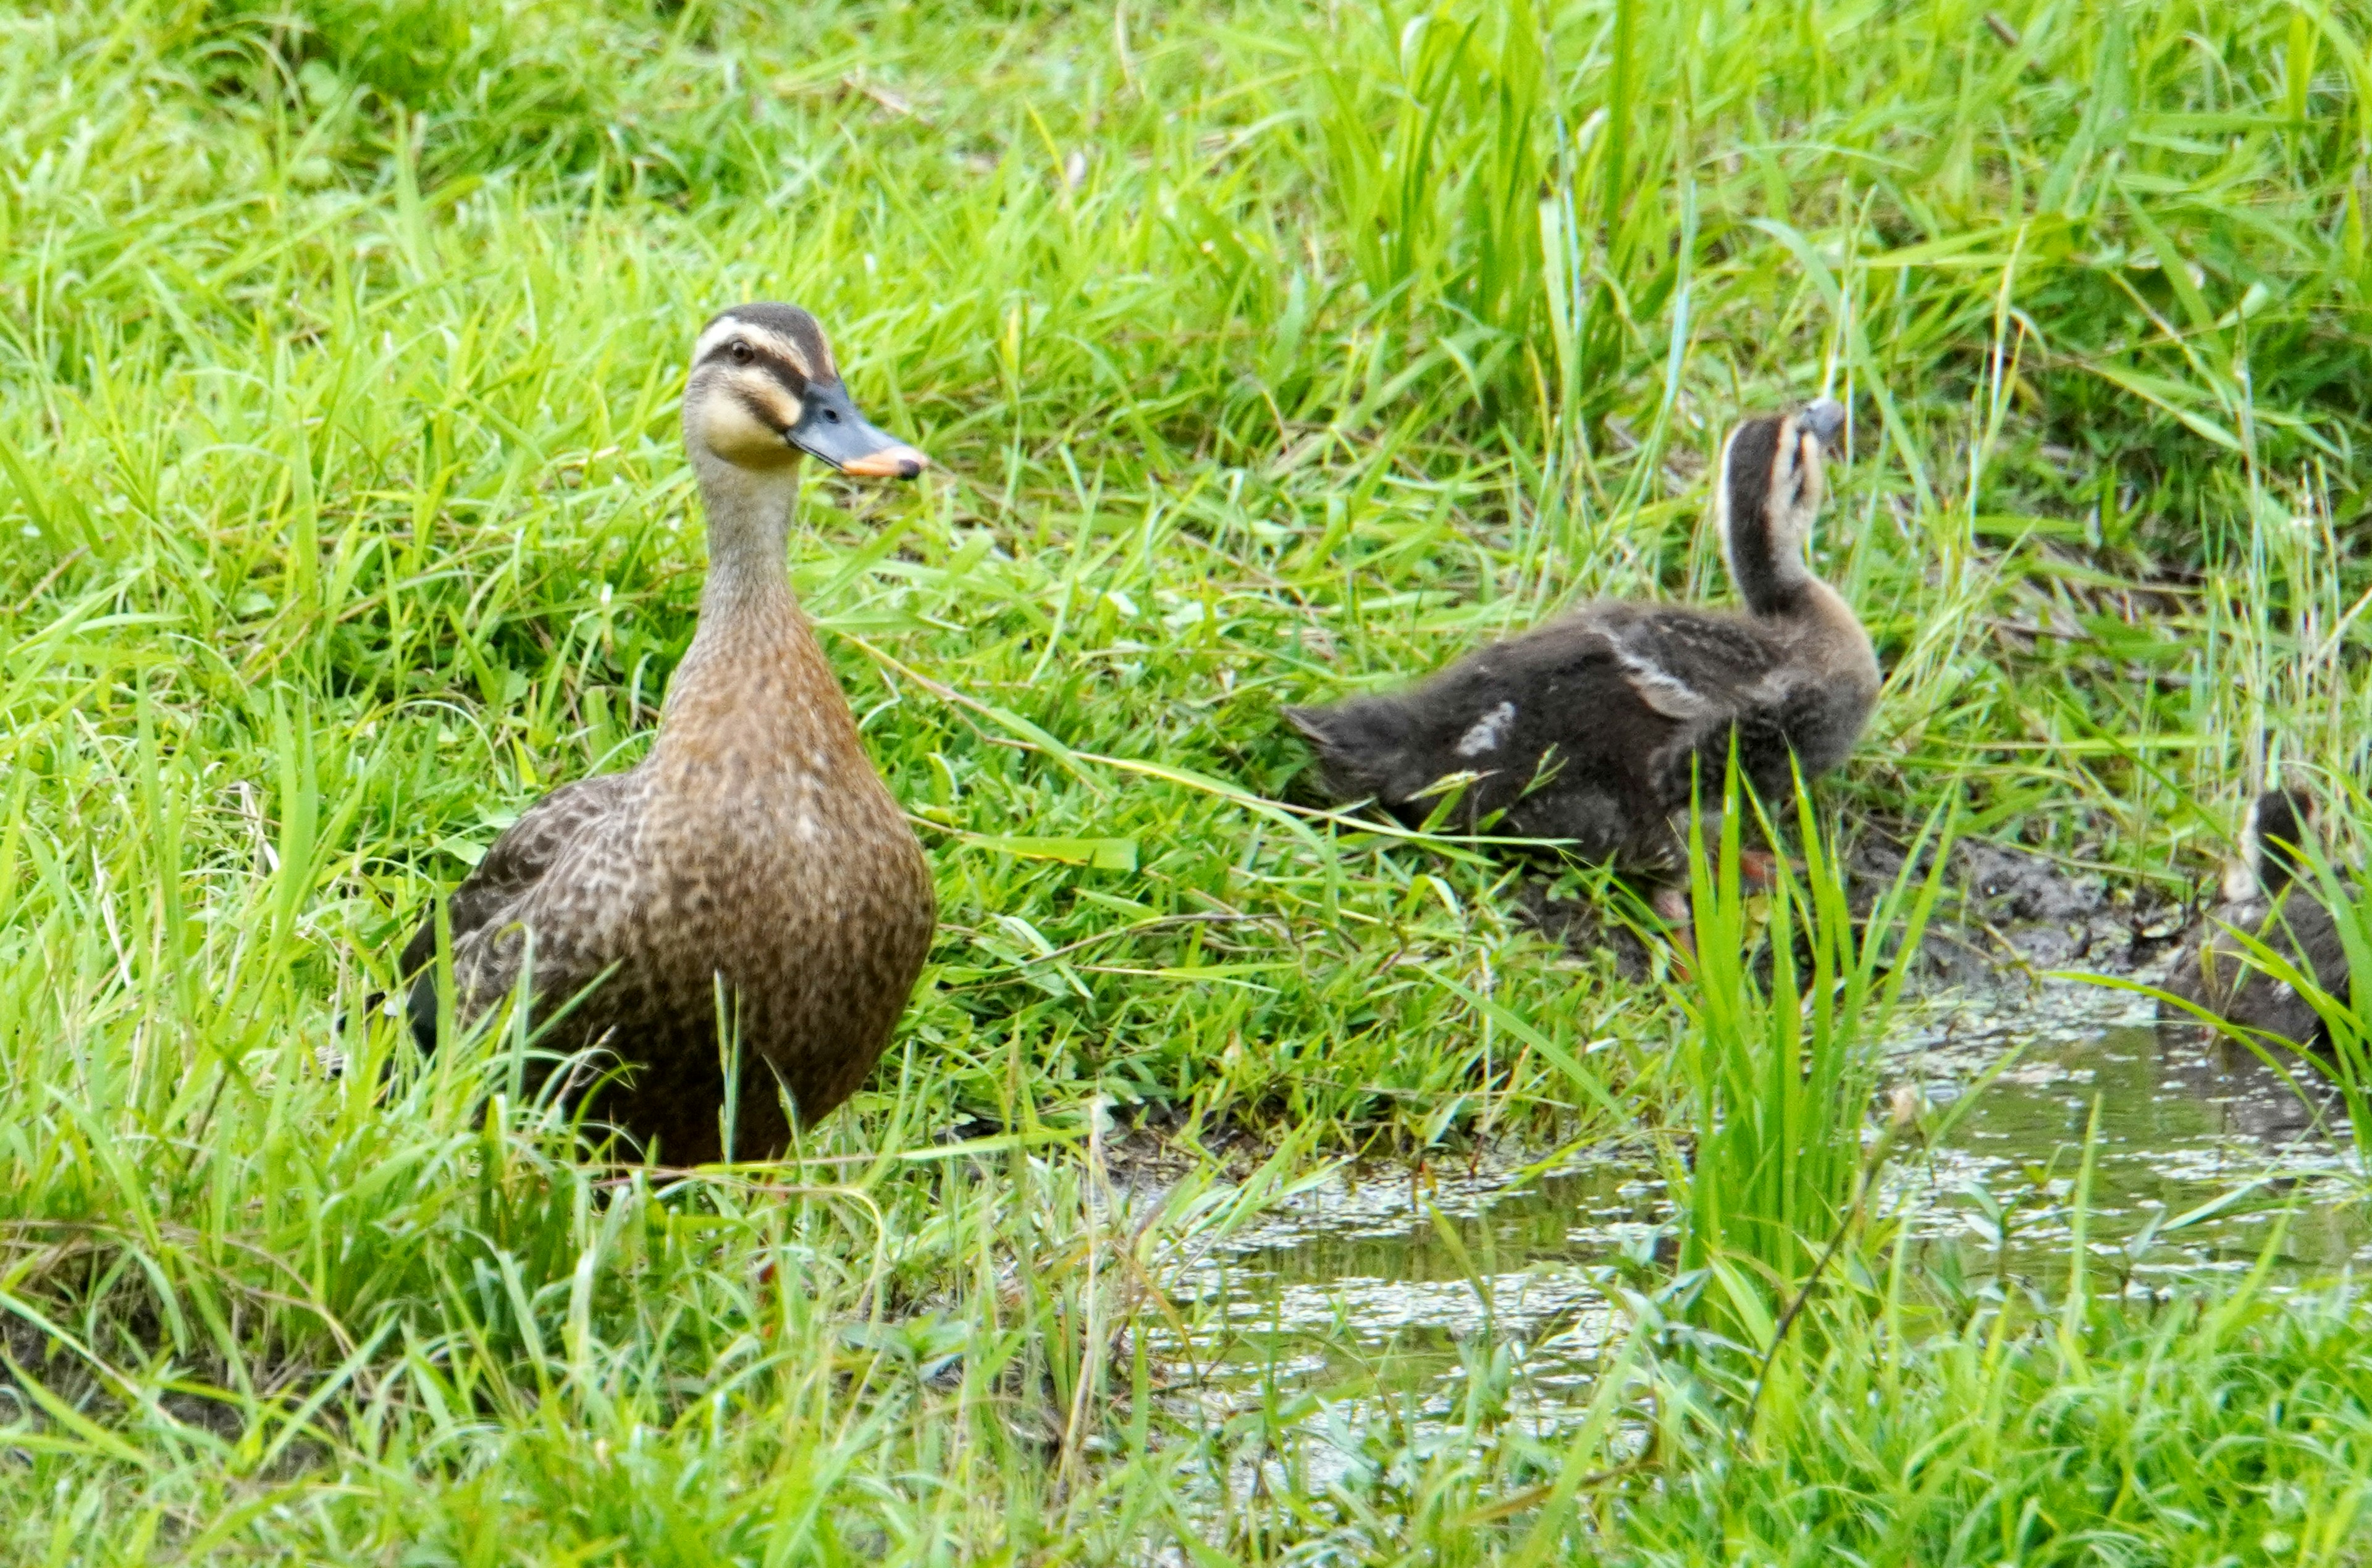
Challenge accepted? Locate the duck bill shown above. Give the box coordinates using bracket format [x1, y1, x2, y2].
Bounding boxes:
[1802, 397, 1847, 449]
[788, 382, 928, 479]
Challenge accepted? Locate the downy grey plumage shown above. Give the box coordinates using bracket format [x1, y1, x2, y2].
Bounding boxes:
[1286, 400, 1878, 904]
[2163, 787, 2353, 1052]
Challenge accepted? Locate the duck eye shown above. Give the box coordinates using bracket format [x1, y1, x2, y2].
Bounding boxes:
[824, 408, 841, 423]
[730, 341, 754, 365]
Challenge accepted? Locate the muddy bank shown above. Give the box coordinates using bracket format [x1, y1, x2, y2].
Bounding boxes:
[1869, 832, 2189, 980]
[1518, 827, 2192, 986]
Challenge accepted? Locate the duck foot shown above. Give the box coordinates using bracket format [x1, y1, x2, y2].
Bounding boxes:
[1737, 848, 1811, 891]
[1664, 921, 1697, 979]
[1648, 886, 1696, 979]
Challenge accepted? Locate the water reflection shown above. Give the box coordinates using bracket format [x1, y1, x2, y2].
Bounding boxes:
[1163, 1154, 1645, 1440]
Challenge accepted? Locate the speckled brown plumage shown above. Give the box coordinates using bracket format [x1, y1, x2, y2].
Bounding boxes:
[1285, 400, 1877, 887]
[397, 304, 936, 1163]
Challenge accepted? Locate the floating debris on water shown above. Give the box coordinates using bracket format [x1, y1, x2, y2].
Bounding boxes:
[1149, 978, 2371, 1466]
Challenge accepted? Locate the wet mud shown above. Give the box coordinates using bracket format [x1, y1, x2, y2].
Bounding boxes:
[1515, 827, 2192, 987]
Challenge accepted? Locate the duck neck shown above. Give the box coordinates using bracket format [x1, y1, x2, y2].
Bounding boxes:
[694, 451, 799, 620]
[663, 451, 816, 719]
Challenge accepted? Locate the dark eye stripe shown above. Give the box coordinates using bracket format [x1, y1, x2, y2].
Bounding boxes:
[782, 316, 836, 382]
[758, 354, 810, 399]
[731, 385, 794, 432]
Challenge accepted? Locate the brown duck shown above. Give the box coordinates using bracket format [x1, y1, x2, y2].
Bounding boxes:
[2163, 787, 2353, 1052]
[1286, 400, 1875, 918]
[398, 304, 937, 1163]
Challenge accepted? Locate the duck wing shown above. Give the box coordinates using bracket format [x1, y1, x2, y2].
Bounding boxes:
[397, 772, 634, 979]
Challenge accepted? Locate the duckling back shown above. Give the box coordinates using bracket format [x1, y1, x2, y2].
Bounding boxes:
[1287, 611, 1736, 866]
[2163, 787, 2352, 1052]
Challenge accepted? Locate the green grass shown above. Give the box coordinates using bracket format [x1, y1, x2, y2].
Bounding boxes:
[1665, 774, 1948, 1349]
[1625, 1242, 2372, 1566]
[4, 0, 2372, 1558]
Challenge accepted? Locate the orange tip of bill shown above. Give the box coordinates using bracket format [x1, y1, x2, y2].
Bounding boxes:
[839, 444, 929, 479]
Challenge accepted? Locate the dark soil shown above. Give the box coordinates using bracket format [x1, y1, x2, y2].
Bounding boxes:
[1512, 825, 2192, 987]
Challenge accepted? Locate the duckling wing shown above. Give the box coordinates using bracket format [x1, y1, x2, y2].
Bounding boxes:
[2295, 880, 2353, 1003]
[2266, 888, 2350, 1038]
[1597, 608, 1788, 722]
[1651, 657, 1886, 804]
[2168, 895, 2336, 1051]
[397, 773, 634, 979]
[1596, 608, 1873, 806]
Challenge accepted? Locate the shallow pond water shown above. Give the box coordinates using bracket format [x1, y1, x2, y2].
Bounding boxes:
[1153, 982, 2372, 1459]
[1899, 1013, 2368, 1281]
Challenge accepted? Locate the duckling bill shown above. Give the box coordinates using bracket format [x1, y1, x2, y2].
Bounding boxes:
[2163, 787, 2353, 1052]
[1285, 400, 1877, 912]
[396, 304, 936, 1163]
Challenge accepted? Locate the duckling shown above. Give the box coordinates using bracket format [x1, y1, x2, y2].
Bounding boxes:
[397, 304, 937, 1163]
[2163, 787, 2352, 1050]
[1285, 400, 1874, 915]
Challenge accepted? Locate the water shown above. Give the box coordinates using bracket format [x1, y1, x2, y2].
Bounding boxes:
[1898, 1015, 2370, 1282]
[1162, 1152, 1647, 1432]
[1152, 984, 2372, 1458]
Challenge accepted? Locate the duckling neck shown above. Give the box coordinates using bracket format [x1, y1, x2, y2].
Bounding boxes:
[1725, 508, 1813, 619]
[1727, 507, 1878, 692]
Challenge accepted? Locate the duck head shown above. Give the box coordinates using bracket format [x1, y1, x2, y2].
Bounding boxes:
[1716, 397, 1846, 616]
[2231, 786, 2319, 900]
[683, 303, 928, 479]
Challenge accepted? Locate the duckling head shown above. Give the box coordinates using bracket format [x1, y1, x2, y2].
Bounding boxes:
[1716, 397, 1846, 615]
[683, 303, 928, 479]
[2231, 786, 2319, 900]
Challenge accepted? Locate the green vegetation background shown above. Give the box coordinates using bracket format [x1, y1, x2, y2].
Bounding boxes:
[2, 0, 2370, 1559]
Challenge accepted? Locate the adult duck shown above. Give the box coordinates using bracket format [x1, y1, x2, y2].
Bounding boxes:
[1286, 399, 1875, 917]
[2163, 787, 2353, 1050]
[397, 303, 936, 1163]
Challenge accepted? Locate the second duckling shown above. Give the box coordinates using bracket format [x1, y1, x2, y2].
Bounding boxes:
[2163, 787, 2354, 1050]
[1286, 400, 1877, 913]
